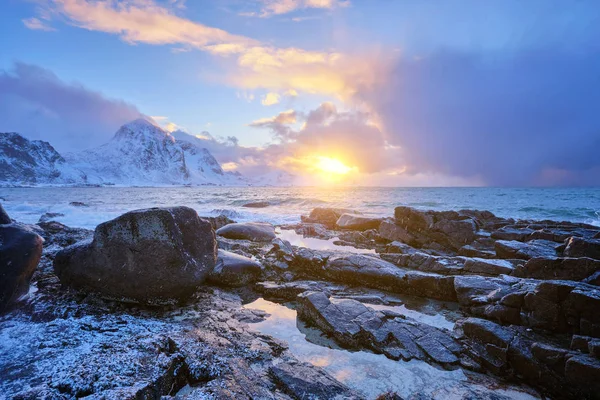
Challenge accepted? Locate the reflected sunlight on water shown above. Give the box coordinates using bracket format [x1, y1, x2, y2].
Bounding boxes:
[243, 298, 540, 400]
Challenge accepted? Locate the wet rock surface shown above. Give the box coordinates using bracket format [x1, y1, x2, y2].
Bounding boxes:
[0, 202, 12, 224]
[216, 221, 277, 242]
[3, 204, 600, 399]
[0, 223, 44, 312]
[209, 249, 263, 287]
[54, 207, 217, 304]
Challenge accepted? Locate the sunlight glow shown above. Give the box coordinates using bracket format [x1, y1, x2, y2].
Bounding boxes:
[315, 156, 353, 175]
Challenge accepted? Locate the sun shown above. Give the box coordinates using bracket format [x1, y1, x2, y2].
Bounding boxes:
[315, 156, 354, 175]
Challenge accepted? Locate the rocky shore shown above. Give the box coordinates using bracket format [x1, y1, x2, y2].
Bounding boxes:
[1, 203, 599, 399]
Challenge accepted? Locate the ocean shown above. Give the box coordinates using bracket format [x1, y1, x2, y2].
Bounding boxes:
[1, 186, 599, 229]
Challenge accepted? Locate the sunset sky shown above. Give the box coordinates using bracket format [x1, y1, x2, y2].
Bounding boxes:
[1, 0, 599, 186]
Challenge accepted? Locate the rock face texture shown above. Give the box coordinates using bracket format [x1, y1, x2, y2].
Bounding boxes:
[297, 292, 463, 366]
[335, 213, 382, 231]
[301, 207, 356, 229]
[0, 223, 44, 312]
[379, 207, 478, 251]
[216, 222, 276, 242]
[0, 203, 11, 224]
[209, 249, 263, 287]
[54, 207, 216, 304]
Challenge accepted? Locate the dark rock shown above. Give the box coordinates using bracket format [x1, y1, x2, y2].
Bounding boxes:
[0, 224, 44, 312]
[297, 292, 462, 366]
[270, 360, 359, 399]
[336, 213, 382, 231]
[388, 207, 478, 251]
[584, 270, 600, 286]
[564, 237, 600, 260]
[564, 355, 600, 394]
[495, 239, 559, 260]
[208, 250, 262, 287]
[271, 237, 294, 259]
[491, 227, 534, 241]
[463, 258, 515, 276]
[256, 280, 346, 301]
[384, 241, 420, 255]
[69, 201, 88, 207]
[37, 212, 65, 223]
[514, 257, 600, 282]
[54, 207, 216, 304]
[589, 339, 600, 358]
[571, 335, 592, 352]
[433, 218, 478, 249]
[379, 219, 415, 244]
[458, 244, 496, 259]
[301, 207, 356, 229]
[300, 253, 458, 301]
[242, 201, 270, 208]
[0, 203, 11, 224]
[381, 252, 465, 275]
[205, 214, 235, 230]
[459, 237, 497, 259]
[216, 222, 276, 242]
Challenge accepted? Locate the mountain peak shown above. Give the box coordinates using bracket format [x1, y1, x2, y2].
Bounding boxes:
[113, 118, 174, 143]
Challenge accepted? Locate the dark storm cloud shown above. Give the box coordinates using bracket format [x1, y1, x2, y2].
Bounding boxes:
[361, 47, 600, 186]
[0, 62, 143, 151]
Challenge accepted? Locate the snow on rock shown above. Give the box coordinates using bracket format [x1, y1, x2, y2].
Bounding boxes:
[0, 132, 85, 185]
[0, 119, 253, 187]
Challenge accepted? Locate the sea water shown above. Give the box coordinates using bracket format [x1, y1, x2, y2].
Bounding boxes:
[1, 186, 599, 229]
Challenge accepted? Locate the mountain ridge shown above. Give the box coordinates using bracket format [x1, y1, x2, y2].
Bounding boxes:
[0, 119, 254, 187]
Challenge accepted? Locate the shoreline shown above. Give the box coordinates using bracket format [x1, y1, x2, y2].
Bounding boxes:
[1, 204, 600, 398]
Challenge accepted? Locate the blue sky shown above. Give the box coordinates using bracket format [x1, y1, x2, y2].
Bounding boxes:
[1, 0, 599, 185]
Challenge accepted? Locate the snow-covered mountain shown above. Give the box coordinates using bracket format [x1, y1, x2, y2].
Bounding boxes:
[0, 132, 84, 185]
[0, 119, 249, 186]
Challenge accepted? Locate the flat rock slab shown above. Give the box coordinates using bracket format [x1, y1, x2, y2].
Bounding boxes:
[336, 213, 382, 231]
[495, 239, 560, 260]
[270, 360, 360, 399]
[216, 222, 276, 242]
[297, 291, 463, 366]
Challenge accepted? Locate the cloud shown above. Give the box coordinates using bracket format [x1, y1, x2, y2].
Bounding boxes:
[358, 48, 600, 186]
[243, 0, 350, 17]
[22, 17, 56, 31]
[29, 0, 379, 98]
[249, 103, 399, 175]
[0, 62, 143, 151]
[261, 92, 280, 106]
[42, 0, 257, 49]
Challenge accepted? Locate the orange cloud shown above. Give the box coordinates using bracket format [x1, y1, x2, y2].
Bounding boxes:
[46, 0, 256, 49]
[30, 0, 386, 100]
[243, 0, 350, 18]
[261, 92, 281, 106]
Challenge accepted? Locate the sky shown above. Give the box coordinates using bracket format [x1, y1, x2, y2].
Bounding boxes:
[1, 0, 599, 186]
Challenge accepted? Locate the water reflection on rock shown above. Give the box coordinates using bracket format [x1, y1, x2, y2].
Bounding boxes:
[244, 298, 540, 400]
[277, 229, 376, 254]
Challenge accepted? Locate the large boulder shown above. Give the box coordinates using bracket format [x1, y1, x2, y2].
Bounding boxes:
[216, 222, 276, 242]
[564, 237, 600, 260]
[0, 224, 44, 312]
[0, 203, 11, 224]
[335, 213, 381, 231]
[54, 207, 216, 304]
[208, 250, 262, 287]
